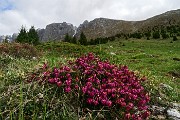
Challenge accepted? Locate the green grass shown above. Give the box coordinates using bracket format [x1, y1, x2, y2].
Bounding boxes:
[0, 39, 180, 119]
[98, 39, 180, 103]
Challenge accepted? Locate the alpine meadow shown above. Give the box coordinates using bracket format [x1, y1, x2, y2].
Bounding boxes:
[0, 7, 180, 120]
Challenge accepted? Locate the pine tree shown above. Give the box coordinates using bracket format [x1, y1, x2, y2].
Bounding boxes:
[28, 26, 39, 45]
[72, 36, 77, 44]
[79, 32, 87, 45]
[145, 31, 151, 40]
[152, 31, 160, 39]
[64, 33, 71, 43]
[89, 39, 95, 45]
[16, 26, 28, 43]
[161, 29, 169, 39]
[161, 32, 169, 39]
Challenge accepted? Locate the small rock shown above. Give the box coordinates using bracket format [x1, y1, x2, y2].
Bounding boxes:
[169, 103, 180, 110]
[172, 103, 180, 109]
[110, 52, 116, 55]
[151, 115, 166, 120]
[151, 105, 166, 115]
[37, 93, 44, 99]
[167, 108, 180, 120]
[157, 115, 166, 119]
[32, 57, 36, 60]
[158, 97, 162, 100]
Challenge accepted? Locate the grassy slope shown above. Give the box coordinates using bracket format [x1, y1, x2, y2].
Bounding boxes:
[99, 39, 180, 103]
[0, 39, 179, 119]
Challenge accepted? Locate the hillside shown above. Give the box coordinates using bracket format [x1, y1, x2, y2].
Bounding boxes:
[0, 39, 180, 119]
[76, 9, 180, 39]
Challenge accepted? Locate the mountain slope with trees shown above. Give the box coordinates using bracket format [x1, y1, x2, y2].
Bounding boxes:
[75, 9, 180, 40]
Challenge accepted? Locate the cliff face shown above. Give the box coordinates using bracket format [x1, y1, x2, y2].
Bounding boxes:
[38, 22, 76, 41]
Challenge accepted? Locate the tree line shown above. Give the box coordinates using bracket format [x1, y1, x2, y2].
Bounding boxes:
[64, 25, 180, 46]
[16, 24, 180, 46]
[126, 25, 180, 41]
[16, 26, 39, 45]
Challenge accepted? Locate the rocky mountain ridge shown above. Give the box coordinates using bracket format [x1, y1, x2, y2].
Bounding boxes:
[1, 9, 180, 42]
[39, 9, 180, 41]
[37, 22, 76, 41]
[78, 9, 180, 39]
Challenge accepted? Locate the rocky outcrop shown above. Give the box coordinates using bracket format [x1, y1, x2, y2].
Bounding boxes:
[38, 22, 76, 41]
[167, 108, 180, 120]
[150, 103, 180, 120]
[75, 18, 135, 39]
[76, 20, 89, 38]
[37, 29, 45, 41]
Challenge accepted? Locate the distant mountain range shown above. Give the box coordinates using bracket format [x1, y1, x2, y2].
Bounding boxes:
[1, 9, 180, 42]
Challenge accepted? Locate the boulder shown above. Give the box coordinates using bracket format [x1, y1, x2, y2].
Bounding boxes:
[167, 108, 180, 120]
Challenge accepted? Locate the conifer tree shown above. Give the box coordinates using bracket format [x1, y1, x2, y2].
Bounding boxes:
[64, 33, 72, 43]
[72, 36, 77, 44]
[161, 32, 169, 39]
[28, 26, 39, 45]
[16, 26, 28, 43]
[152, 31, 160, 39]
[145, 31, 151, 40]
[79, 32, 87, 45]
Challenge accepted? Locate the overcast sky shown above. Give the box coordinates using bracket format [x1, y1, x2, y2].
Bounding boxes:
[0, 0, 180, 35]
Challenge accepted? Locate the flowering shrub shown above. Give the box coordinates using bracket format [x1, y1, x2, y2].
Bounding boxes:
[0, 43, 39, 59]
[29, 53, 150, 119]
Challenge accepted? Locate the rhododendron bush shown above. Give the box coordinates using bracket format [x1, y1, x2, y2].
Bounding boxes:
[29, 53, 150, 119]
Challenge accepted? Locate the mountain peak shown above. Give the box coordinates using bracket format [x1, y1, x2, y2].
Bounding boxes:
[36, 9, 180, 41]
